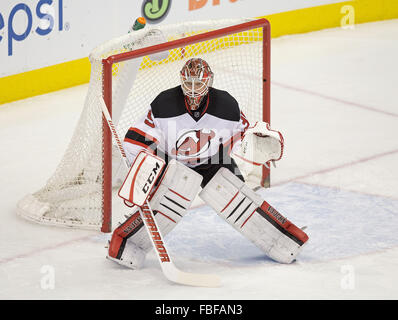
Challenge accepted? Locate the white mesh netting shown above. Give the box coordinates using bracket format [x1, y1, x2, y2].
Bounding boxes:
[16, 18, 266, 230]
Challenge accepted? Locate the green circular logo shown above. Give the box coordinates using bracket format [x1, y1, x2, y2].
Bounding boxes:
[141, 0, 172, 23]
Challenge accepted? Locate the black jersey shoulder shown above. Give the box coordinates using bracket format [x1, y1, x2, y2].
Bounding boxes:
[150, 85, 186, 118]
[206, 87, 241, 122]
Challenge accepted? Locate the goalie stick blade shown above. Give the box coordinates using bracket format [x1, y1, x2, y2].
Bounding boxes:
[162, 263, 221, 288]
[138, 202, 221, 288]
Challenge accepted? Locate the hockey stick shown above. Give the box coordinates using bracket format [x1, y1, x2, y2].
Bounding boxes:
[99, 98, 221, 287]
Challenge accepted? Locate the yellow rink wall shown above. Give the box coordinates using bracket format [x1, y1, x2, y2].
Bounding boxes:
[1, 0, 397, 105]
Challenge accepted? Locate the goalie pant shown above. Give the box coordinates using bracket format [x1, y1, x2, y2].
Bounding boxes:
[200, 168, 309, 263]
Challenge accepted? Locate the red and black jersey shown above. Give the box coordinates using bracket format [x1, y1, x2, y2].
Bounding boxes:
[123, 85, 249, 168]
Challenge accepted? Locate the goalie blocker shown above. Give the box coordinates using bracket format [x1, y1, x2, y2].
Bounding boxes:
[200, 168, 309, 263]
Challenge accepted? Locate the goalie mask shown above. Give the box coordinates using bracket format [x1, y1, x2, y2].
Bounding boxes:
[180, 58, 214, 110]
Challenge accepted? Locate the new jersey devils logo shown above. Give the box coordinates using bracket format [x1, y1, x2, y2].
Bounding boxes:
[171, 129, 216, 157]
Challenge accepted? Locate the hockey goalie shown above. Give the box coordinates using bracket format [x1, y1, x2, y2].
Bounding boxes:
[107, 57, 309, 269]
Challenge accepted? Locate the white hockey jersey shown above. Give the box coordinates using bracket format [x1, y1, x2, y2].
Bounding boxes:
[123, 85, 250, 167]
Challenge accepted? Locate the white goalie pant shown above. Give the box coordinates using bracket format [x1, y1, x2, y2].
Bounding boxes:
[110, 159, 203, 268]
[199, 168, 309, 264]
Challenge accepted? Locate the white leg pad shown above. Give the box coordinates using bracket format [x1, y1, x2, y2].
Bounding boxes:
[124, 159, 203, 253]
[199, 168, 309, 264]
[107, 239, 146, 269]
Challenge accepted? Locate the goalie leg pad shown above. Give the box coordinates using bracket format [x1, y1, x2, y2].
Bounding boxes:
[108, 160, 203, 267]
[199, 168, 308, 264]
[107, 215, 146, 269]
[148, 159, 203, 239]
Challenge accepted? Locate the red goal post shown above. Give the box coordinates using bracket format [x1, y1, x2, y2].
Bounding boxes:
[101, 19, 271, 232]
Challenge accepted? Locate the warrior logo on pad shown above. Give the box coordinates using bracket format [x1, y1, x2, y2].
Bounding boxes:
[172, 129, 215, 157]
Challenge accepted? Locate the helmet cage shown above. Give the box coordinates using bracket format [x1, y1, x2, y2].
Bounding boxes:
[180, 58, 214, 109]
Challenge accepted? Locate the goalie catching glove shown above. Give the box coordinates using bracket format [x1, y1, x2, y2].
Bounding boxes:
[232, 121, 284, 188]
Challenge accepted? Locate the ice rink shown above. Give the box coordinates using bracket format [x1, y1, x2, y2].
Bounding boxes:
[0, 19, 397, 299]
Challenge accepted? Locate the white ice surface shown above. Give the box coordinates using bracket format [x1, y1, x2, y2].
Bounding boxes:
[1, 20, 398, 299]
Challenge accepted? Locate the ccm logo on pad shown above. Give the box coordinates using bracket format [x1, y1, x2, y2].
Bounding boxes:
[142, 162, 161, 194]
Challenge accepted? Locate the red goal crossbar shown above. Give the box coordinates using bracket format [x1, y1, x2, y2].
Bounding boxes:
[101, 18, 271, 232]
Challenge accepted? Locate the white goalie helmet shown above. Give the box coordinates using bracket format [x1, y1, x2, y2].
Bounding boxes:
[180, 58, 214, 110]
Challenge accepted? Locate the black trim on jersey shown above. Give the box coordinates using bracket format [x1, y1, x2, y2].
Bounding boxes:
[150, 86, 241, 122]
[125, 129, 157, 151]
[150, 86, 187, 118]
[206, 87, 240, 122]
[256, 207, 305, 246]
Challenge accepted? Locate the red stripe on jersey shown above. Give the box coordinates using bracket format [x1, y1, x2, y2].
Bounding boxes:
[144, 110, 155, 128]
[123, 138, 155, 153]
[240, 111, 250, 133]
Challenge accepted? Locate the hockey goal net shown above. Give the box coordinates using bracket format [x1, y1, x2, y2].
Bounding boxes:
[16, 18, 271, 232]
